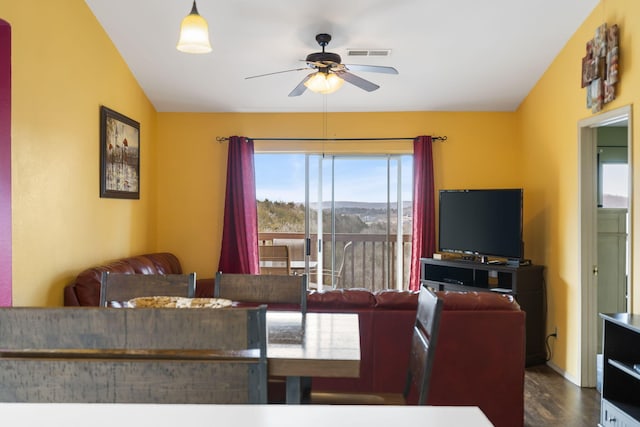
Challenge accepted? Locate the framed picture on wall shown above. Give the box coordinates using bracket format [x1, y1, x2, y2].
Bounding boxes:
[99, 106, 140, 199]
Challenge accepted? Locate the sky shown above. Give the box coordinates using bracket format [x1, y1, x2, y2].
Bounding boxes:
[254, 154, 413, 204]
[603, 164, 629, 197]
[256, 154, 630, 208]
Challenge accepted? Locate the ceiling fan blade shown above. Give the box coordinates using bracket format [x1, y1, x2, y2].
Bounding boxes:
[335, 71, 380, 92]
[344, 64, 398, 75]
[245, 68, 308, 80]
[288, 74, 313, 97]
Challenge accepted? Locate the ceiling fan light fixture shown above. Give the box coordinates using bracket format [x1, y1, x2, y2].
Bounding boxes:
[176, 1, 212, 54]
[304, 72, 344, 94]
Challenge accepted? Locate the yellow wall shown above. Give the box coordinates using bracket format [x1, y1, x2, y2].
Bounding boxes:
[156, 112, 520, 278]
[1, 0, 158, 306]
[518, 0, 638, 380]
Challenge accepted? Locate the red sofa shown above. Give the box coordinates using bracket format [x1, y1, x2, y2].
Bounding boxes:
[64, 252, 525, 427]
[64, 253, 207, 306]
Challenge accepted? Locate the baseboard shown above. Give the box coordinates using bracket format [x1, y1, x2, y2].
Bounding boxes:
[545, 361, 581, 387]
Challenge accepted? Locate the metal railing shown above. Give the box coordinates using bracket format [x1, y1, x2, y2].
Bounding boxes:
[258, 232, 412, 291]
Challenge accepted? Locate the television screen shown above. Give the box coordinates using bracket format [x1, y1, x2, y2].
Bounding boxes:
[438, 189, 523, 260]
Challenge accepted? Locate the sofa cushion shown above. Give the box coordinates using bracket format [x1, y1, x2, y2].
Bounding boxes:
[307, 288, 376, 309]
[374, 289, 418, 309]
[436, 290, 520, 311]
[144, 253, 183, 274]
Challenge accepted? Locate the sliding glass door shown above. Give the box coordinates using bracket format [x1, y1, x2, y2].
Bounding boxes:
[255, 153, 412, 291]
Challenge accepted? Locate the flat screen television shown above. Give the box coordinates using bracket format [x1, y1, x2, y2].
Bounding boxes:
[438, 189, 523, 261]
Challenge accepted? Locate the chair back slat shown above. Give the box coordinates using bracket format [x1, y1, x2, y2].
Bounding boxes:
[99, 272, 196, 307]
[0, 306, 263, 351]
[215, 272, 307, 314]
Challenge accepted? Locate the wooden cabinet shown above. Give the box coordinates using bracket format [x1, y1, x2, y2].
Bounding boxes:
[420, 257, 545, 366]
[600, 313, 640, 427]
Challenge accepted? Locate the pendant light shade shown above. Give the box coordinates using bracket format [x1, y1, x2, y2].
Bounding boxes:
[177, 1, 212, 54]
[304, 72, 345, 94]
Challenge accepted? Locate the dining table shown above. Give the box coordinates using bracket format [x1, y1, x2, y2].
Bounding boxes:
[0, 403, 494, 426]
[266, 310, 361, 404]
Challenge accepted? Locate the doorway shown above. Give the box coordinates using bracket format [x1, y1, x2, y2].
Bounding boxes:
[579, 105, 632, 388]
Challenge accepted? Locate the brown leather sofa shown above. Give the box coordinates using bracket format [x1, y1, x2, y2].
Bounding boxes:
[64, 252, 525, 427]
[64, 253, 191, 306]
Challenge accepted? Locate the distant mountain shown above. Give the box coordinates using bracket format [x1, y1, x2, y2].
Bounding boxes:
[257, 199, 412, 233]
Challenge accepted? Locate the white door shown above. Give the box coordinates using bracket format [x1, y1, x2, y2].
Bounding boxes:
[596, 208, 627, 353]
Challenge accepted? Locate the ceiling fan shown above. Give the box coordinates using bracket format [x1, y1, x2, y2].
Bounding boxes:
[245, 33, 398, 97]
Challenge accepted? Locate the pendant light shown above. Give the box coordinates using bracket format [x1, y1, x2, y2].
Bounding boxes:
[176, 1, 212, 54]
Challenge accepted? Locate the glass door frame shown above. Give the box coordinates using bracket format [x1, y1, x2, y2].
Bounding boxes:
[304, 154, 408, 291]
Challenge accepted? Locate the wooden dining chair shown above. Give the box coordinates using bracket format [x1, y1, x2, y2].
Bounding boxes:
[99, 271, 196, 307]
[215, 271, 308, 403]
[0, 305, 268, 403]
[259, 245, 291, 276]
[310, 285, 443, 405]
[214, 272, 307, 314]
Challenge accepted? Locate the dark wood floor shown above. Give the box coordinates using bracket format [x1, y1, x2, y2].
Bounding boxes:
[525, 364, 601, 427]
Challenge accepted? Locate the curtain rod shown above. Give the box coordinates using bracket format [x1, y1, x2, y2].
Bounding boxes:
[216, 136, 447, 143]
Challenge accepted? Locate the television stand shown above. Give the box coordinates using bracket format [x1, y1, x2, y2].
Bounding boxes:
[420, 257, 546, 366]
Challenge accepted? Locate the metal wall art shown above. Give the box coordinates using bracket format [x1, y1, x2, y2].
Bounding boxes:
[582, 23, 619, 113]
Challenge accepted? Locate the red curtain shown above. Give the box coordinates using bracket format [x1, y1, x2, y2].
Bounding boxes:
[217, 136, 260, 274]
[409, 136, 435, 291]
[0, 21, 10, 305]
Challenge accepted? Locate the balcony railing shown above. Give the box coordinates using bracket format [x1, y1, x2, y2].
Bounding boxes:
[258, 232, 412, 291]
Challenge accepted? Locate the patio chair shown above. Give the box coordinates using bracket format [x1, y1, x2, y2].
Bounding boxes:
[259, 245, 291, 276]
[309, 241, 352, 289]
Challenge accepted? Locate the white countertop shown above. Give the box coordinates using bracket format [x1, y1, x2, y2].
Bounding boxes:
[0, 403, 494, 427]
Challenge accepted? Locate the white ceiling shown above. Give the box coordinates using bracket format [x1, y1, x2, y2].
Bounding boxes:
[84, 0, 599, 113]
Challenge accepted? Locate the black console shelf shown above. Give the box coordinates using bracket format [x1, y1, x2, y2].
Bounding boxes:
[420, 257, 546, 366]
[600, 313, 640, 426]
